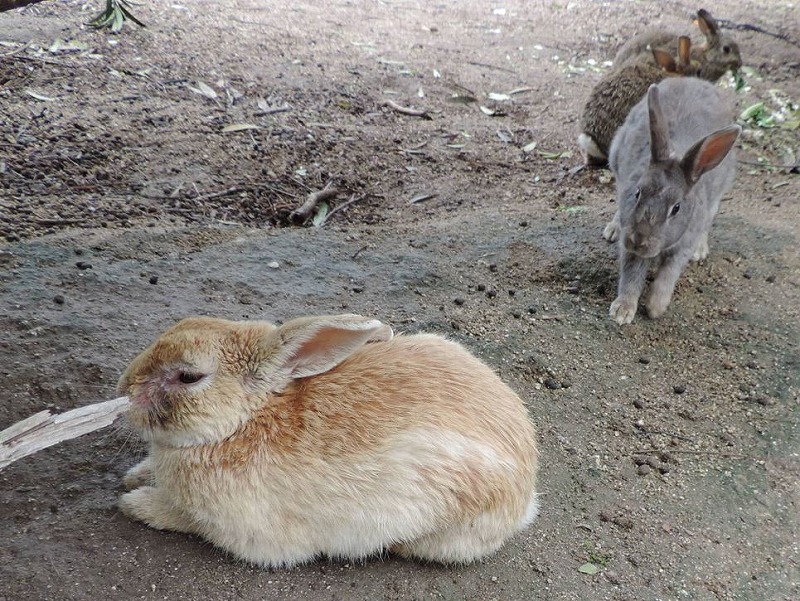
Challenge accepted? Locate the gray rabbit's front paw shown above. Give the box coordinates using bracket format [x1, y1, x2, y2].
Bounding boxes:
[645, 291, 671, 319]
[603, 214, 620, 242]
[610, 296, 637, 325]
[691, 232, 709, 262]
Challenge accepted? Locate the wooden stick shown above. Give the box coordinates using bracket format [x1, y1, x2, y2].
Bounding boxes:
[317, 193, 366, 226]
[290, 184, 339, 223]
[381, 99, 432, 120]
[0, 397, 130, 471]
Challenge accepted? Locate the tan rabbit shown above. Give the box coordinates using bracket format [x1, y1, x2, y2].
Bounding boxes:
[578, 38, 694, 166]
[614, 9, 742, 82]
[117, 314, 539, 567]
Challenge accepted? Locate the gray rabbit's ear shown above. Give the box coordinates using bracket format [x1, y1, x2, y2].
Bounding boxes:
[262, 314, 393, 381]
[647, 85, 672, 162]
[696, 9, 720, 44]
[680, 125, 741, 185]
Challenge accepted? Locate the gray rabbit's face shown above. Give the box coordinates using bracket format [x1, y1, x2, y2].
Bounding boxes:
[622, 166, 692, 258]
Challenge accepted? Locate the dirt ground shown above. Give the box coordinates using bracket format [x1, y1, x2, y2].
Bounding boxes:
[1, 0, 798, 599]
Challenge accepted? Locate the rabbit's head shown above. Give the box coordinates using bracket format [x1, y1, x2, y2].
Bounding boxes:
[118, 315, 393, 446]
[694, 9, 742, 80]
[620, 85, 740, 258]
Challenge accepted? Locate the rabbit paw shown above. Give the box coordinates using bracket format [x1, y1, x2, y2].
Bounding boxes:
[119, 487, 197, 534]
[123, 457, 155, 491]
[602, 215, 620, 242]
[692, 233, 709, 262]
[610, 297, 637, 325]
[645, 292, 671, 319]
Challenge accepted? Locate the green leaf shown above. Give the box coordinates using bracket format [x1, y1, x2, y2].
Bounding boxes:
[312, 202, 329, 227]
[578, 563, 600, 575]
[539, 149, 573, 160]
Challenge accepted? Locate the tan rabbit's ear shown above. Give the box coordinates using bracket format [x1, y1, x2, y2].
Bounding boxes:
[695, 9, 720, 44]
[647, 85, 672, 162]
[266, 314, 393, 379]
[680, 125, 741, 185]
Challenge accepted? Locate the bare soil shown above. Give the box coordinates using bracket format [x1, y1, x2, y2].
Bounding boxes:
[1, 1, 798, 600]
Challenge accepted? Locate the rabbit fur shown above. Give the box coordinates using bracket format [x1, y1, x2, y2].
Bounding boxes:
[614, 9, 742, 82]
[578, 38, 694, 166]
[118, 314, 539, 567]
[607, 78, 740, 325]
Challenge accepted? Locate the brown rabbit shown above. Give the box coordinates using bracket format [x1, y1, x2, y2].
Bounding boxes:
[614, 9, 742, 82]
[578, 38, 694, 166]
[117, 314, 539, 567]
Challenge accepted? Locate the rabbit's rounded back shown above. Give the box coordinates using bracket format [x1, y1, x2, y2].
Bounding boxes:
[579, 42, 692, 163]
[119, 314, 539, 566]
[613, 10, 741, 82]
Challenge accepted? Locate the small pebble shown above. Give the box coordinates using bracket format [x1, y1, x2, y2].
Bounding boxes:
[765, 274, 776, 283]
[658, 464, 671, 474]
[149, 275, 159, 285]
[53, 294, 65, 305]
[508, 289, 516, 296]
[75, 261, 93, 270]
[477, 284, 486, 292]
[528, 305, 538, 314]
[488, 263, 498, 272]
[519, 220, 528, 227]
[352, 286, 364, 293]
[490, 576, 498, 583]
[746, 360, 758, 369]
[512, 311, 521, 319]
[638, 356, 650, 365]
[673, 384, 686, 394]
[544, 377, 561, 390]
[453, 297, 465, 306]
[637, 464, 651, 476]
[486, 289, 497, 299]
[267, 261, 280, 269]
[633, 399, 645, 409]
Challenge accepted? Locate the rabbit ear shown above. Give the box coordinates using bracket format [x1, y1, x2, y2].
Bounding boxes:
[266, 314, 394, 380]
[677, 36, 691, 70]
[680, 125, 741, 185]
[696, 9, 720, 44]
[647, 85, 672, 162]
[652, 48, 677, 72]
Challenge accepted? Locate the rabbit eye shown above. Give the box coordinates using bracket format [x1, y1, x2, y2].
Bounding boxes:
[723, 45, 731, 54]
[178, 371, 204, 384]
[669, 203, 681, 216]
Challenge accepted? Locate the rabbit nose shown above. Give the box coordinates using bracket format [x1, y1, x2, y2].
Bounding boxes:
[626, 233, 649, 253]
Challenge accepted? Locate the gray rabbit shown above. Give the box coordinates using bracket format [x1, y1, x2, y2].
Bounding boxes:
[607, 78, 740, 325]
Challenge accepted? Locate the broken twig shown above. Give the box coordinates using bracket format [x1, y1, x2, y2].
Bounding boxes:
[382, 99, 432, 120]
[0, 397, 130, 471]
[317, 193, 367, 226]
[290, 183, 339, 224]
